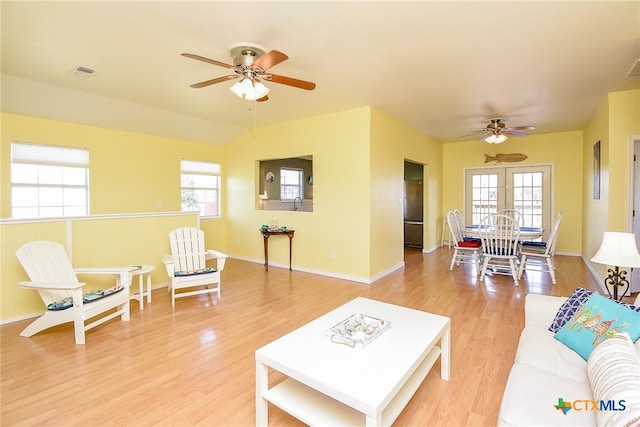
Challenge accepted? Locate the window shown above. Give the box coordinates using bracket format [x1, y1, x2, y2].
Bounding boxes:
[11, 141, 89, 218]
[181, 160, 220, 217]
[280, 168, 303, 200]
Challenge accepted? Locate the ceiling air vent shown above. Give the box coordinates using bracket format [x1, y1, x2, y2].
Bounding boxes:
[627, 59, 640, 78]
[73, 66, 96, 77]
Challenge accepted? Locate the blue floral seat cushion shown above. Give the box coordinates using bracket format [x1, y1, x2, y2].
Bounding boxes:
[174, 267, 216, 277]
[46, 285, 125, 311]
[522, 240, 547, 247]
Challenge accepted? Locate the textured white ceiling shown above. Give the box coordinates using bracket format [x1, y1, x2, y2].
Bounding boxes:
[2, 1, 639, 145]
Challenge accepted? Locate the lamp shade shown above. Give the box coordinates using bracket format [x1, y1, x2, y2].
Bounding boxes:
[591, 232, 640, 268]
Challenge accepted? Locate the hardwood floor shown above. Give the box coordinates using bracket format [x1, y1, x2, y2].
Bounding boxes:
[1, 247, 604, 426]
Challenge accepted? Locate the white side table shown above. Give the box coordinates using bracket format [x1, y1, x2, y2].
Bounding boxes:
[130, 265, 155, 310]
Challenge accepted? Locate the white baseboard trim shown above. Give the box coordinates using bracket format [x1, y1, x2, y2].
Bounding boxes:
[582, 255, 609, 296]
[555, 251, 582, 257]
[227, 254, 404, 285]
[1, 312, 41, 326]
[369, 262, 405, 283]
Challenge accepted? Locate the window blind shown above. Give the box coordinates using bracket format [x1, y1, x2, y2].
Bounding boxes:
[12, 141, 89, 167]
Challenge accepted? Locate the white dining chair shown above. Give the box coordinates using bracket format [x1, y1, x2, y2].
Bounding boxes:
[478, 213, 521, 286]
[447, 210, 482, 273]
[497, 209, 525, 227]
[453, 209, 465, 233]
[518, 212, 563, 284]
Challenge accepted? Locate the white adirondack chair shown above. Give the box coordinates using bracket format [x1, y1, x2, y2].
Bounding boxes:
[15, 240, 135, 344]
[162, 227, 228, 307]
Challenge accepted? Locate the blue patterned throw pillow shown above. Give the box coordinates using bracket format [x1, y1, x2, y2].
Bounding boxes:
[554, 292, 640, 360]
[549, 287, 640, 332]
[548, 287, 593, 332]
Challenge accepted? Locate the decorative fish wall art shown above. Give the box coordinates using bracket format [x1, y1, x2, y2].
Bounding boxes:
[484, 153, 528, 164]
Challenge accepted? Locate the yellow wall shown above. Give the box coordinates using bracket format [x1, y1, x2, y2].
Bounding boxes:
[583, 89, 640, 282]
[369, 108, 443, 277]
[1, 112, 227, 250]
[225, 107, 373, 280]
[224, 107, 445, 282]
[608, 90, 640, 229]
[442, 130, 584, 254]
[1, 112, 227, 218]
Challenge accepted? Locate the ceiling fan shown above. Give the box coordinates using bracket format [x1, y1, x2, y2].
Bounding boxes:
[464, 118, 535, 144]
[182, 43, 316, 102]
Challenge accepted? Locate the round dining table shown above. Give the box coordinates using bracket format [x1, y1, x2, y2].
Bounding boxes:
[464, 225, 544, 241]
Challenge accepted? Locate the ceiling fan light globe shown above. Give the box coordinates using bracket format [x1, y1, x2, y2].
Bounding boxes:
[254, 81, 270, 98]
[230, 78, 263, 100]
[229, 80, 244, 98]
[241, 78, 257, 100]
[486, 134, 508, 144]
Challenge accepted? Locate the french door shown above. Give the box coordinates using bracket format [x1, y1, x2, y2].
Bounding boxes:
[464, 165, 552, 240]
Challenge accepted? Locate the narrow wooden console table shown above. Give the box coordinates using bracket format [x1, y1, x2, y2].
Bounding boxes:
[261, 229, 295, 271]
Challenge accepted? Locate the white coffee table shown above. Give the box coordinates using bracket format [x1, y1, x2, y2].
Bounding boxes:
[255, 297, 450, 427]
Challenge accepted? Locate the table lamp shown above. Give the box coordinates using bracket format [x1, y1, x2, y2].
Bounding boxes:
[591, 232, 640, 301]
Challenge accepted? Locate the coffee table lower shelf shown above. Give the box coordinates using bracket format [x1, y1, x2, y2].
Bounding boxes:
[262, 346, 442, 426]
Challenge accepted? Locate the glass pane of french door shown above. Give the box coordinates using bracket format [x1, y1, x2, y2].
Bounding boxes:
[465, 165, 552, 240]
[509, 167, 550, 229]
[466, 168, 504, 225]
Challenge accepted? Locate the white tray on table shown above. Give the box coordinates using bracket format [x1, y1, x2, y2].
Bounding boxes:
[327, 313, 391, 348]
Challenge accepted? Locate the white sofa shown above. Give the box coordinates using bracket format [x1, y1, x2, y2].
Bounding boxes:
[498, 292, 640, 426]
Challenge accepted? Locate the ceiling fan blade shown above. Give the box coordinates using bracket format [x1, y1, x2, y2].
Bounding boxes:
[182, 53, 235, 69]
[267, 73, 316, 90]
[254, 50, 288, 71]
[457, 130, 487, 138]
[257, 95, 269, 102]
[480, 133, 492, 142]
[190, 75, 238, 88]
[505, 126, 535, 131]
[502, 130, 528, 137]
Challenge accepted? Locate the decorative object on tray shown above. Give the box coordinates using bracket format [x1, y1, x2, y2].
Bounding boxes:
[327, 313, 391, 348]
